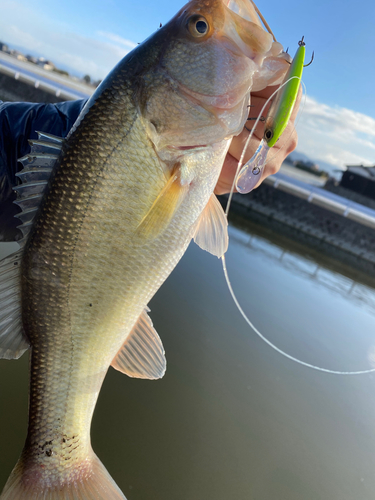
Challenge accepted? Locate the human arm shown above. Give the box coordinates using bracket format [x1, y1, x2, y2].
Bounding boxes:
[0, 99, 87, 241]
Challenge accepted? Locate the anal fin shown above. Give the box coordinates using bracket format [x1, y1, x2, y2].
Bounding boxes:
[111, 308, 166, 379]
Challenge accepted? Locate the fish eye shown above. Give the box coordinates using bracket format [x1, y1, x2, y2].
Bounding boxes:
[187, 15, 209, 38]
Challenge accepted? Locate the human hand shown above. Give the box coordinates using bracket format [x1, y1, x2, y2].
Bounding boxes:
[214, 85, 301, 195]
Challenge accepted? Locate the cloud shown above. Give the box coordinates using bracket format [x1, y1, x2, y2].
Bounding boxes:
[97, 31, 137, 50]
[0, 1, 136, 80]
[4, 25, 44, 53]
[296, 96, 375, 168]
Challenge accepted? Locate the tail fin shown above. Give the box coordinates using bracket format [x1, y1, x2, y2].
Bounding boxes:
[0, 453, 126, 500]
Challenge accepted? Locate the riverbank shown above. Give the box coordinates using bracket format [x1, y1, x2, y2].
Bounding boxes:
[221, 181, 375, 275]
[0, 51, 92, 102]
[0, 71, 66, 103]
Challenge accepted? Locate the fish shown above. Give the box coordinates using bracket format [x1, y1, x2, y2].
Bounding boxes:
[0, 0, 289, 498]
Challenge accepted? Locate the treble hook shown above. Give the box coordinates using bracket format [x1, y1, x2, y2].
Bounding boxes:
[298, 36, 314, 67]
[304, 51, 314, 67]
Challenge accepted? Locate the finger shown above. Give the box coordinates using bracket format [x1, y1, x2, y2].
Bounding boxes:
[251, 113, 299, 190]
[217, 84, 302, 194]
[230, 84, 301, 170]
[228, 93, 274, 163]
[214, 152, 238, 195]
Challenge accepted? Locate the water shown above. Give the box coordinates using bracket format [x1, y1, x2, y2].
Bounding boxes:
[280, 163, 327, 186]
[1, 218, 375, 500]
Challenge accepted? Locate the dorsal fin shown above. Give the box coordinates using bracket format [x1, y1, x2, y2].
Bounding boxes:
[14, 131, 63, 242]
[35, 131, 65, 145]
[0, 132, 64, 359]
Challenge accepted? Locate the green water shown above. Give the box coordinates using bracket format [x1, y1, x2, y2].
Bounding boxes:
[1, 219, 375, 500]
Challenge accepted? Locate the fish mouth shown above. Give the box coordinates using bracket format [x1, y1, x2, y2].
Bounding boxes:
[173, 145, 207, 150]
[224, 0, 265, 25]
[217, 0, 284, 64]
[166, 144, 208, 153]
[224, 0, 275, 39]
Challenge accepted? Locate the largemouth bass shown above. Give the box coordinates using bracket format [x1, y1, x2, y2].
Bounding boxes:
[0, 0, 289, 498]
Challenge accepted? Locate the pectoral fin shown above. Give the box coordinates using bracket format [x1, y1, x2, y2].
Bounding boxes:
[135, 170, 188, 242]
[111, 308, 166, 379]
[193, 194, 228, 258]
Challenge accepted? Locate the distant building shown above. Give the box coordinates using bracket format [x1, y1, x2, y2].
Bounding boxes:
[9, 49, 27, 61]
[26, 54, 38, 64]
[293, 159, 327, 178]
[340, 165, 375, 199]
[0, 42, 8, 52]
[37, 57, 55, 71]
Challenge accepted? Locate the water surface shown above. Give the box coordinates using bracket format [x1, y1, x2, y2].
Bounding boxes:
[1, 219, 375, 500]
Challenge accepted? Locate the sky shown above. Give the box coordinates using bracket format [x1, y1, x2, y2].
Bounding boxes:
[1, 0, 375, 170]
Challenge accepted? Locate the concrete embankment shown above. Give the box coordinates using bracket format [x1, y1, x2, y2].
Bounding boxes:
[223, 181, 375, 274]
[0, 72, 67, 103]
[0, 52, 92, 103]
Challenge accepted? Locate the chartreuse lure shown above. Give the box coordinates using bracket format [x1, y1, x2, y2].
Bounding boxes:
[236, 38, 307, 194]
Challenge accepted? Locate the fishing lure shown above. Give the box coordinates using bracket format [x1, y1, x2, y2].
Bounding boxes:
[236, 37, 308, 194]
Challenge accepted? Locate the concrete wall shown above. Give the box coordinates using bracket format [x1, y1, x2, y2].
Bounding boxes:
[0, 72, 65, 103]
[223, 185, 375, 274]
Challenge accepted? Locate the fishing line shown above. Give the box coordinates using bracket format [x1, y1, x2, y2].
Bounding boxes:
[222, 80, 375, 376]
[224, 88, 270, 216]
[222, 255, 375, 375]
[225, 76, 302, 217]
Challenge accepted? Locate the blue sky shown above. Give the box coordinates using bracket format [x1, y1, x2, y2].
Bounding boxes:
[1, 0, 375, 169]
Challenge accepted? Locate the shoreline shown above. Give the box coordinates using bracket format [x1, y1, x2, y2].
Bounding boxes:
[220, 184, 375, 275]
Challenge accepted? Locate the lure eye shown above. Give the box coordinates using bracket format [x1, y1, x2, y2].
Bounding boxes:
[187, 15, 209, 37]
[264, 129, 274, 142]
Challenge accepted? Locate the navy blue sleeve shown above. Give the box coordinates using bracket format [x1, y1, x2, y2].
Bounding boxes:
[0, 99, 87, 242]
